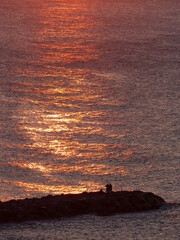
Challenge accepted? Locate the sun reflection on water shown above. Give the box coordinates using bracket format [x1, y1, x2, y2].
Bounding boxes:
[10, 161, 127, 177]
[13, 180, 105, 196]
[4, 0, 132, 198]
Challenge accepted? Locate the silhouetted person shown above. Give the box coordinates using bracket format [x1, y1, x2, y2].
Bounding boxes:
[105, 184, 109, 193]
[99, 189, 103, 193]
[109, 183, 112, 193]
[105, 184, 112, 193]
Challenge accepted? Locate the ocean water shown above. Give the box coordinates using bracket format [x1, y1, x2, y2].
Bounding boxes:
[0, 0, 179, 239]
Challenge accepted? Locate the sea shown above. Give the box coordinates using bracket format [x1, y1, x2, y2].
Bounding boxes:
[0, 0, 179, 239]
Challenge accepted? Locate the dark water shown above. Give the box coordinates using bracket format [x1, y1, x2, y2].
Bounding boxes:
[0, 0, 180, 238]
[0, 204, 179, 240]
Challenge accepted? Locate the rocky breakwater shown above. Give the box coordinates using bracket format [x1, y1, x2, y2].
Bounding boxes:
[0, 191, 165, 223]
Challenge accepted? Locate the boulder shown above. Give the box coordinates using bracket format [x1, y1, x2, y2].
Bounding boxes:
[0, 190, 165, 223]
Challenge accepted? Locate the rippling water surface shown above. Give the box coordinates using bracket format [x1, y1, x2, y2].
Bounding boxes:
[0, 0, 179, 238]
[0, 204, 180, 240]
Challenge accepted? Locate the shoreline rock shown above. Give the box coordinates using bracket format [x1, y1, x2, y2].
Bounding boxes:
[0, 190, 165, 223]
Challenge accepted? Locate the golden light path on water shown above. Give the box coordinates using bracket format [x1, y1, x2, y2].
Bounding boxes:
[1, 0, 137, 200]
[1, 0, 180, 208]
[11, 79, 131, 196]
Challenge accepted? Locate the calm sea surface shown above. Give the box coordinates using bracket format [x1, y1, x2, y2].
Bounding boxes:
[0, 0, 179, 239]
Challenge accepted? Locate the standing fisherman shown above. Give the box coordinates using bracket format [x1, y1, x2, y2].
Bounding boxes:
[105, 183, 112, 193]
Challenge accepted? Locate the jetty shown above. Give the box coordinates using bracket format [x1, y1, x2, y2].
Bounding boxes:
[0, 190, 165, 223]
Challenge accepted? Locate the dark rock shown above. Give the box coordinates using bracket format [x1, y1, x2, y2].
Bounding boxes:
[0, 190, 165, 223]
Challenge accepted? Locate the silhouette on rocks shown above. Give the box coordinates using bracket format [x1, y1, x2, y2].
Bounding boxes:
[105, 184, 112, 193]
[0, 190, 165, 223]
